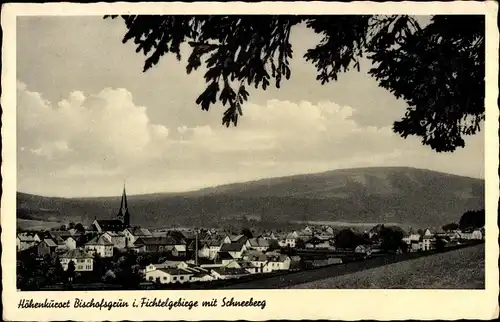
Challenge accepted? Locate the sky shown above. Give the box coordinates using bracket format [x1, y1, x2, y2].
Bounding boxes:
[16, 16, 484, 197]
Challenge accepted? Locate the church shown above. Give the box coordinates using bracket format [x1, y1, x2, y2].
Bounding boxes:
[92, 185, 131, 233]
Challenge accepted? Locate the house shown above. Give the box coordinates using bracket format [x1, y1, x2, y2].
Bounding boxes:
[17, 233, 41, 251]
[37, 239, 58, 257]
[265, 255, 291, 272]
[289, 255, 302, 270]
[230, 234, 248, 244]
[285, 232, 299, 248]
[201, 239, 223, 260]
[172, 244, 187, 257]
[123, 227, 152, 246]
[145, 268, 193, 284]
[224, 260, 243, 269]
[102, 231, 127, 249]
[309, 257, 343, 268]
[217, 252, 236, 266]
[423, 229, 435, 238]
[211, 267, 249, 280]
[458, 229, 484, 240]
[302, 226, 314, 235]
[421, 235, 435, 251]
[190, 271, 214, 282]
[354, 245, 372, 256]
[246, 238, 270, 252]
[323, 226, 335, 235]
[92, 219, 127, 233]
[84, 234, 114, 258]
[260, 231, 277, 240]
[60, 249, 93, 271]
[63, 236, 77, 250]
[219, 242, 247, 259]
[409, 240, 421, 252]
[52, 235, 68, 252]
[472, 229, 483, 240]
[133, 236, 178, 253]
[248, 254, 268, 274]
[305, 236, 330, 249]
[221, 235, 232, 244]
[194, 241, 211, 259]
[143, 260, 191, 274]
[402, 230, 421, 245]
[238, 261, 260, 274]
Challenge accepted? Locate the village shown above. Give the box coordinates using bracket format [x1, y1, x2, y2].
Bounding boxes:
[16, 187, 485, 290]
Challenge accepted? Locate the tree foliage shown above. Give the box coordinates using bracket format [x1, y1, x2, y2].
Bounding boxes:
[75, 223, 86, 234]
[334, 228, 364, 249]
[459, 209, 485, 231]
[105, 14, 484, 152]
[378, 226, 406, 252]
[241, 228, 254, 239]
[442, 222, 459, 231]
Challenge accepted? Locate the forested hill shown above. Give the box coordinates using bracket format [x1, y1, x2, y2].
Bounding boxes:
[17, 167, 484, 229]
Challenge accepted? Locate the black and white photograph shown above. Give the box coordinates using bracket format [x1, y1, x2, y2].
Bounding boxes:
[2, 2, 499, 321]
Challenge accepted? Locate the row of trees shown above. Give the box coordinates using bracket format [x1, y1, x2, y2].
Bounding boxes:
[334, 226, 407, 253]
[442, 209, 485, 232]
[56, 222, 86, 233]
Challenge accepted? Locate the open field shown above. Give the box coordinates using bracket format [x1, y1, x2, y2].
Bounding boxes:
[288, 243, 485, 289]
[17, 219, 61, 230]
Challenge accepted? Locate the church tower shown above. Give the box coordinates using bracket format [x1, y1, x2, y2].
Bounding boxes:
[117, 184, 131, 227]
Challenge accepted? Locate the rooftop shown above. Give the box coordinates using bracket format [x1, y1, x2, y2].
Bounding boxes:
[220, 242, 245, 252]
[60, 249, 92, 259]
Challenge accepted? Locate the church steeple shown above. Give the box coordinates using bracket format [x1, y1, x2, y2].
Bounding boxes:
[117, 183, 130, 227]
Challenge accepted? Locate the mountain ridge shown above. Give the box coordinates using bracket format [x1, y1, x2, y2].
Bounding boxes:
[16, 166, 484, 229]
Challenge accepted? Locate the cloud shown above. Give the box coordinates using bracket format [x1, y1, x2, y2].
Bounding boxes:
[17, 82, 170, 179]
[17, 81, 484, 197]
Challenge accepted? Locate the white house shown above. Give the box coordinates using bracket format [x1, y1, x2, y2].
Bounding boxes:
[222, 235, 232, 244]
[423, 229, 435, 238]
[285, 232, 300, 248]
[145, 268, 193, 284]
[421, 236, 435, 251]
[260, 231, 277, 240]
[224, 260, 243, 269]
[60, 249, 93, 271]
[63, 236, 77, 250]
[265, 255, 291, 272]
[211, 267, 249, 280]
[172, 244, 187, 257]
[123, 227, 152, 246]
[355, 245, 372, 256]
[196, 242, 211, 259]
[17, 233, 41, 251]
[246, 238, 270, 252]
[190, 272, 214, 282]
[103, 231, 128, 249]
[248, 254, 267, 274]
[303, 226, 314, 235]
[239, 261, 260, 274]
[457, 229, 483, 240]
[323, 226, 335, 235]
[84, 234, 114, 258]
[219, 242, 247, 259]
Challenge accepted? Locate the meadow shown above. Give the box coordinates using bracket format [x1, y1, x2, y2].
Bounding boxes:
[288, 243, 485, 289]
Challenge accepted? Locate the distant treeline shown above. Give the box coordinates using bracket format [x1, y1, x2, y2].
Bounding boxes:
[17, 208, 60, 222]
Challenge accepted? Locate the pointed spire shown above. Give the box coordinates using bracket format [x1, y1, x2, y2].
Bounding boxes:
[117, 180, 131, 227]
[122, 182, 128, 211]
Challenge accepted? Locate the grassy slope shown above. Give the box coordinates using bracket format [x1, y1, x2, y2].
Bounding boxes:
[288, 244, 485, 289]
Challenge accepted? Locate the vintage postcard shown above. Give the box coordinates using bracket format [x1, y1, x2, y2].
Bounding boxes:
[2, 1, 499, 321]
